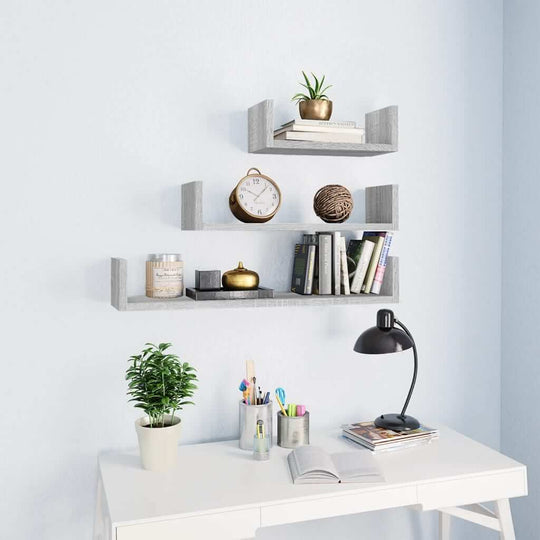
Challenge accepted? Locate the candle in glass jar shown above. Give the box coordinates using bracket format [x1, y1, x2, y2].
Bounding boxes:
[146, 254, 184, 298]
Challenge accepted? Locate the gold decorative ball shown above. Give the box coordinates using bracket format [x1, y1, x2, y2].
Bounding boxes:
[313, 185, 354, 223]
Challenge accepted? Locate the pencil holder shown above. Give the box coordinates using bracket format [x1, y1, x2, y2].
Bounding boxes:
[239, 400, 273, 450]
[277, 411, 310, 448]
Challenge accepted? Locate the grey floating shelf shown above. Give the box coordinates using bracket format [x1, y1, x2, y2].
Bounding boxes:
[248, 100, 398, 157]
[181, 182, 398, 232]
[111, 257, 399, 311]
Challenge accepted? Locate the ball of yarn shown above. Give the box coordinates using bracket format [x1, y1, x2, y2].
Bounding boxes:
[313, 185, 354, 223]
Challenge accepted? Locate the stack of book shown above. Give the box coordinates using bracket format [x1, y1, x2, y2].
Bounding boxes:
[290, 231, 393, 296]
[342, 422, 439, 453]
[274, 119, 365, 144]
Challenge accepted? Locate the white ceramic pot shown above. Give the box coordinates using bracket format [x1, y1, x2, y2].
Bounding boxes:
[135, 414, 182, 472]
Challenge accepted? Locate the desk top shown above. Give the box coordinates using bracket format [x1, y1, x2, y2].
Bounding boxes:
[98, 427, 526, 526]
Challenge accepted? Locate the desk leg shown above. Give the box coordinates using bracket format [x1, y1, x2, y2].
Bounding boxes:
[439, 511, 451, 540]
[495, 499, 516, 540]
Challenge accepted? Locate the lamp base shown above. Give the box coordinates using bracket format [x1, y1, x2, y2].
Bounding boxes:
[374, 413, 420, 432]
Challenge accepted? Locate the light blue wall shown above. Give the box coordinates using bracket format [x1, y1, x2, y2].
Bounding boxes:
[0, 2, 502, 539]
[502, 1, 540, 537]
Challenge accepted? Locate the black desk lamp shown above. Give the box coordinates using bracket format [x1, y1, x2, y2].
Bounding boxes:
[353, 309, 420, 432]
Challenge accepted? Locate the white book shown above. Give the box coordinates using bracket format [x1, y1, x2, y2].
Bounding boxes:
[362, 235, 385, 293]
[339, 236, 350, 295]
[305, 244, 316, 294]
[318, 234, 332, 295]
[350, 240, 375, 294]
[332, 232, 341, 295]
[275, 131, 365, 144]
[288, 445, 384, 484]
[282, 118, 357, 129]
[274, 125, 365, 136]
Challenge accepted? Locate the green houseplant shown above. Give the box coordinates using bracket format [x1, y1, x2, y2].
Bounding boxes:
[291, 71, 333, 121]
[126, 342, 198, 471]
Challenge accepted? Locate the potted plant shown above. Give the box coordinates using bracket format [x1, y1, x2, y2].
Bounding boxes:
[126, 342, 198, 472]
[292, 71, 333, 121]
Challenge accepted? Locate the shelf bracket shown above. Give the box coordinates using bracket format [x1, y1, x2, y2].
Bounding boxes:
[181, 181, 204, 230]
[111, 258, 128, 311]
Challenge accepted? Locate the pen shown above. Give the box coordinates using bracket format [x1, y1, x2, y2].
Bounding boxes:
[263, 391, 270, 404]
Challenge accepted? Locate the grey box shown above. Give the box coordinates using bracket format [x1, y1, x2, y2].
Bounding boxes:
[195, 270, 221, 291]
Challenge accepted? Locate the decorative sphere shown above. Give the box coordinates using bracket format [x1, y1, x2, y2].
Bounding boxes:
[313, 185, 354, 223]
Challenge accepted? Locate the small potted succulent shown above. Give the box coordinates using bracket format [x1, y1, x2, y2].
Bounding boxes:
[292, 71, 333, 121]
[126, 342, 198, 472]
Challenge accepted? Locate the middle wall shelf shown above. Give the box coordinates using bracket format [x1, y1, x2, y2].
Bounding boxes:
[181, 182, 399, 232]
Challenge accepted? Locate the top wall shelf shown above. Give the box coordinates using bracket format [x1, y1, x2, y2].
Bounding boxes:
[248, 100, 398, 157]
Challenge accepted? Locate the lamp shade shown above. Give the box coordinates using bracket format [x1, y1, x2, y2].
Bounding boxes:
[353, 326, 414, 354]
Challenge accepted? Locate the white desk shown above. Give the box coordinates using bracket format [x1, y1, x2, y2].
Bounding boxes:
[94, 427, 527, 540]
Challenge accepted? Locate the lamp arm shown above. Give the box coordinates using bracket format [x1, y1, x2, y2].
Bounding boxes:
[394, 319, 418, 418]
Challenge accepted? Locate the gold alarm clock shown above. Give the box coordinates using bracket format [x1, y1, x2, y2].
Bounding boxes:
[229, 168, 282, 223]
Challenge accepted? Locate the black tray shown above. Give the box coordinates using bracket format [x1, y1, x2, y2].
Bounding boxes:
[186, 287, 274, 301]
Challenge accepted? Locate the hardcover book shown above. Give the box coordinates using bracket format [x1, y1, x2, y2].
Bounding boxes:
[317, 233, 332, 295]
[332, 232, 341, 295]
[347, 239, 375, 294]
[339, 236, 350, 295]
[281, 119, 357, 129]
[274, 124, 365, 136]
[275, 131, 365, 144]
[291, 244, 316, 295]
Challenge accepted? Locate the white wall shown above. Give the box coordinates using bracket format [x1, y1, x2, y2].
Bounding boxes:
[0, 2, 503, 539]
[502, 1, 540, 537]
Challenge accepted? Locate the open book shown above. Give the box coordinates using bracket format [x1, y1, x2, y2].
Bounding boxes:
[287, 446, 384, 484]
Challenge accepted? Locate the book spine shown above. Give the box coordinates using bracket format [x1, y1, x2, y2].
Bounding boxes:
[350, 241, 375, 294]
[370, 233, 393, 294]
[361, 237, 384, 293]
[305, 245, 316, 294]
[333, 232, 341, 295]
[318, 234, 332, 294]
[339, 236, 350, 295]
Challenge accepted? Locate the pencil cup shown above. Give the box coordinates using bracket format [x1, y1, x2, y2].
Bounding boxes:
[239, 400, 273, 450]
[253, 435, 270, 461]
[277, 411, 310, 448]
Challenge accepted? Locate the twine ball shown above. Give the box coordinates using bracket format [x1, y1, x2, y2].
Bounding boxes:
[313, 184, 354, 223]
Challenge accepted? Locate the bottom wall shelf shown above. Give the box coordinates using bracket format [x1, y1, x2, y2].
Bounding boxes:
[111, 257, 399, 311]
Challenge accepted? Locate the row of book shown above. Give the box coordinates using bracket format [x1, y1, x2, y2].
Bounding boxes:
[342, 422, 439, 453]
[274, 118, 366, 144]
[291, 231, 393, 296]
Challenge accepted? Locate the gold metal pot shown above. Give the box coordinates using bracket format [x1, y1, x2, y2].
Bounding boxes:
[299, 99, 333, 121]
[222, 261, 259, 290]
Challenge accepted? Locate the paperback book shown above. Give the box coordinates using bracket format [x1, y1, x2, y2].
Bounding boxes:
[288, 445, 384, 485]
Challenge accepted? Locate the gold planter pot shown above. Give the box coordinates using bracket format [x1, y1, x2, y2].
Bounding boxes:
[299, 99, 333, 121]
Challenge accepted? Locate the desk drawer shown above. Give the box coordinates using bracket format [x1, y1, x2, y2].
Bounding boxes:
[261, 486, 417, 527]
[116, 509, 260, 540]
[417, 469, 527, 510]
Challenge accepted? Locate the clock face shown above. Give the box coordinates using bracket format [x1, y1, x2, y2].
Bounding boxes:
[236, 175, 281, 218]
